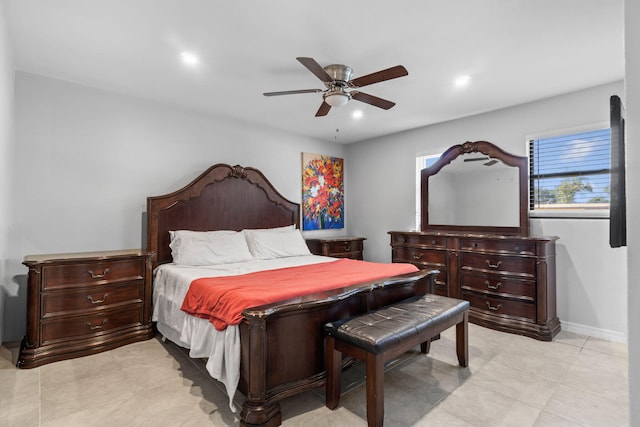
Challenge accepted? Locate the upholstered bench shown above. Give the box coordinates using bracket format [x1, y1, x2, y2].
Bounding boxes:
[324, 294, 470, 427]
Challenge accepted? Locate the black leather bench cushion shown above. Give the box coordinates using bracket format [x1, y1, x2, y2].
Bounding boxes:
[324, 294, 470, 354]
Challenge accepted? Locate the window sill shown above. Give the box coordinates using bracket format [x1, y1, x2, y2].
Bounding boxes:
[530, 209, 609, 219]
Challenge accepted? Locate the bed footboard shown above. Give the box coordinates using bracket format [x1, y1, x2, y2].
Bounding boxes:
[238, 270, 436, 427]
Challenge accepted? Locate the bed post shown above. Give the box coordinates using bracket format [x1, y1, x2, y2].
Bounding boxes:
[240, 316, 282, 427]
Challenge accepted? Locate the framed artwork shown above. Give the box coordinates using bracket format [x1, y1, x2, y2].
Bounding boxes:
[302, 153, 344, 230]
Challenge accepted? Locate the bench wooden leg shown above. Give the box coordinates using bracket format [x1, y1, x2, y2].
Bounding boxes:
[365, 351, 385, 427]
[325, 336, 342, 410]
[456, 312, 469, 367]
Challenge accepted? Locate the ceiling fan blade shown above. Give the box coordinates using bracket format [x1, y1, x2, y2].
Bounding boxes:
[315, 101, 331, 117]
[297, 57, 334, 83]
[263, 89, 323, 96]
[349, 65, 408, 88]
[351, 92, 396, 110]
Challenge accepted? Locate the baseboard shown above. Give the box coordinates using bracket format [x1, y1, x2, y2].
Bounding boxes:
[561, 320, 627, 344]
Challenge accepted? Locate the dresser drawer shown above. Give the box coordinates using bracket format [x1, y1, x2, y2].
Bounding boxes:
[42, 281, 144, 318]
[393, 247, 448, 293]
[42, 258, 145, 290]
[392, 233, 446, 248]
[462, 291, 535, 323]
[460, 253, 535, 277]
[461, 239, 535, 255]
[460, 272, 535, 300]
[41, 304, 143, 345]
[393, 247, 446, 266]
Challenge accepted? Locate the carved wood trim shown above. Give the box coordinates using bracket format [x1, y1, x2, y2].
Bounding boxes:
[146, 163, 300, 268]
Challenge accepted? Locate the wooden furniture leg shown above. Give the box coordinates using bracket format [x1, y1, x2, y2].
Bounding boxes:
[365, 351, 385, 427]
[456, 311, 469, 367]
[325, 335, 342, 410]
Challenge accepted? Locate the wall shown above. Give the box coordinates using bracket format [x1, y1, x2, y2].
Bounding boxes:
[346, 81, 627, 341]
[3, 72, 345, 342]
[625, 0, 639, 424]
[0, 1, 16, 345]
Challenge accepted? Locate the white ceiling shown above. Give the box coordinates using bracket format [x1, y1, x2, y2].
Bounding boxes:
[3, 0, 624, 144]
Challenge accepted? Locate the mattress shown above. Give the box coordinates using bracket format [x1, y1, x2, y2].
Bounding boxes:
[151, 255, 336, 411]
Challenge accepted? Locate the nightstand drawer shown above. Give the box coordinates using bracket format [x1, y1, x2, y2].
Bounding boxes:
[42, 258, 144, 290]
[306, 237, 366, 260]
[324, 240, 363, 255]
[42, 281, 144, 318]
[41, 304, 143, 345]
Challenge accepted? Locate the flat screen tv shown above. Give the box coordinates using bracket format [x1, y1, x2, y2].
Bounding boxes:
[609, 95, 626, 248]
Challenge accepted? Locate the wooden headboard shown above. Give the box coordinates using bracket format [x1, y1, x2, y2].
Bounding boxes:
[146, 164, 300, 268]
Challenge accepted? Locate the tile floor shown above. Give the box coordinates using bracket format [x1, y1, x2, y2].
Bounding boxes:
[0, 324, 629, 427]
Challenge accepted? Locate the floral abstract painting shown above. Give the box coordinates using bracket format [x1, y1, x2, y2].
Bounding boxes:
[302, 153, 344, 230]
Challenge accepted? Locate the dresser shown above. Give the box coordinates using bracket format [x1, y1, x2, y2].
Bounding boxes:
[18, 249, 155, 368]
[306, 236, 366, 260]
[389, 231, 560, 341]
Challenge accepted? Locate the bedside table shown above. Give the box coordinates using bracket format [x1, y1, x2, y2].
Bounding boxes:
[306, 237, 366, 260]
[18, 249, 155, 368]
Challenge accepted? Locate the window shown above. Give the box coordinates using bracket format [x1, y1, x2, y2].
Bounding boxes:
[529, 127, 611, 217]
[415, 154, 441, 229]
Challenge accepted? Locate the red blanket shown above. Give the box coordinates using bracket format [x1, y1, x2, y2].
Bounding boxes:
[180, 259, 418, 331]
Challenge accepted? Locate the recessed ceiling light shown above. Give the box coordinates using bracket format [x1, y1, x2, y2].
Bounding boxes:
[454, 75, 470, 88]
[180, 52, 200, 67]
[352, 110, 363, 119]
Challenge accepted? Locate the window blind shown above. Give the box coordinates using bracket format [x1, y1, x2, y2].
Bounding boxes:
[529, 128, 611, 210]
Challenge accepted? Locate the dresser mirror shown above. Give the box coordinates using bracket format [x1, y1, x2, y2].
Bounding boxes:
[421, 140, 529, 236]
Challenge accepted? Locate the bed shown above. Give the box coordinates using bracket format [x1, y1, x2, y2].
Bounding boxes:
[146, 163, 436, 427]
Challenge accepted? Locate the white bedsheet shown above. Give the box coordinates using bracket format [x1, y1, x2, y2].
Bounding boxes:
[152, 255, 336, 411]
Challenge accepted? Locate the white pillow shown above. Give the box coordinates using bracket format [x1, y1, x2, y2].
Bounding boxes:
[169, 230, 254, 266]
[243, 228, 311, 259]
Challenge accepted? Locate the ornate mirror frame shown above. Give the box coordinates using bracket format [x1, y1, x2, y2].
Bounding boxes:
[421, 140, 529, 236]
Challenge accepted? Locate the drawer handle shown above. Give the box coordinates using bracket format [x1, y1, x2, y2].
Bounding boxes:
[343, 245, 351, 251]
[86, 294, 109, 304]
[485, 280, 502, 290]
[412, 253, 424, 261]
[486, 301, 502, 311]
[85, 319, 108, 330]
[486, 260, 502, 269]
[88, 268, 110, 279]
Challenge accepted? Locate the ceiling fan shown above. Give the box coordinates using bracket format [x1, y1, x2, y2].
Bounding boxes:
[463, 157, 499, 166]
[263, 57, 408, 117]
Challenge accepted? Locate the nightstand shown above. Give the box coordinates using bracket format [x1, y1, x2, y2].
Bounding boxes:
[305, 237, 366, 260]
[18, 249, 155, 368]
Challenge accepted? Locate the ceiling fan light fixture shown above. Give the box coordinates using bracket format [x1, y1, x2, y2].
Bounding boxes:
[324, 91, 350, 108]
[180, 51, 199, 67]
[264, 57, 408, 116]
